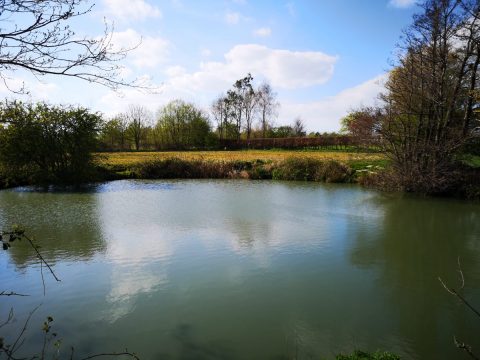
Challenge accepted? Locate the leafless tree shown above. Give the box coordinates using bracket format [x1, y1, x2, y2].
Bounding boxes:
[0, 0, 145, 92]
[293, 117, 306, 137]
[256, 82, 279, 138]
[211, 94, 228, 141]
[117, 113, 130, 150]
[125, 105, 152, 150]
[379, 0, 480, 193]
[243, 86, 258, 140]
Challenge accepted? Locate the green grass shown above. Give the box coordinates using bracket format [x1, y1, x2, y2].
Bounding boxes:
[461, 154, 480, 168]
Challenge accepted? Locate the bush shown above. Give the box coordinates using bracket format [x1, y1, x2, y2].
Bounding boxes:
[0, 101, 101, 184]
[315, 160, 353, 183]
[272, 157, 321, 181]
[272, 157, 352, 182]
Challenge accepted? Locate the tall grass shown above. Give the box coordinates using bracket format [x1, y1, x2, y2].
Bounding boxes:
[130, 157, 355, 183]
[271, 158, 353, 182]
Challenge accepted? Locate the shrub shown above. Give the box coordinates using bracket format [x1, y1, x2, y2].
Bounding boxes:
[272, 157, 320, 181]
[272, 157, 352, 183]
[0, 101, 101, 184]
[315, 160, 353, 183]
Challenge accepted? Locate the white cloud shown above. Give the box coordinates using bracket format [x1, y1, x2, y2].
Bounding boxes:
[97, 44, 338, 117]
[253, 27, 272, 37]
[102, 0, 161, 21]
[389, 0, 416, 8]
[168, 44, 337, 91]
[225, 11, 241, 24]
[165, 65, 186, 78]
[110, 29, 169, 68]
[280, 74, 387, 132]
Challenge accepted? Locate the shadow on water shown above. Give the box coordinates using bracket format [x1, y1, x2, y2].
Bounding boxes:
[0, 186, 107, 266]
[348, 194, 480, 359]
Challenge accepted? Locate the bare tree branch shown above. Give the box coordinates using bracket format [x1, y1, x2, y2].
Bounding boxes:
[0, 0, 153, 92]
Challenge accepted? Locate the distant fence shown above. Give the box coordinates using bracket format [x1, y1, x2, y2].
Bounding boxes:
[220, 136, 379, 150]
[97, 135, 381, 152]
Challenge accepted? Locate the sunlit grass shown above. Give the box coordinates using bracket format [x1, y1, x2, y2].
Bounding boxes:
[96, 150, 385, 168]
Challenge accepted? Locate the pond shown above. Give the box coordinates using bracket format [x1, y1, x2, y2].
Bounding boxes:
[1, 180, 480, 359]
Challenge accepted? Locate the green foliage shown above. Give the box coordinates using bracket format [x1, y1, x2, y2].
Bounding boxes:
[155, 100, 212, 149]
[99, 117, 128, 151]
[0, 101, 101, 184]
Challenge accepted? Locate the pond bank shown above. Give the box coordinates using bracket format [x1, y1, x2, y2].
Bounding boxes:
[98, 157, 371, 183]
[1, 155, 479, 199]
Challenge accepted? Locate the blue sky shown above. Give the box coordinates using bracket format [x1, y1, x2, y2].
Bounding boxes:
[0, 0, 419, 132]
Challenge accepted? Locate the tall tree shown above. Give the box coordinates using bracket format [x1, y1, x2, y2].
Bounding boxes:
[380, 0, 480, 193]
[256, 82, 279, 138]
[157, 100, 211, 149]
[212, 95, 228, 141]
[125, 105, 151, 150]
[225, 73, 255, 140]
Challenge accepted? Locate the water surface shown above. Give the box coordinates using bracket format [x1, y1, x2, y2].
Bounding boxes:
[1, 180, 479, 359]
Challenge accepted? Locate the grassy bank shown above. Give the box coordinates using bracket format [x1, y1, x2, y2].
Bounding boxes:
[95, 150, 387, 182]
[96, 150, 385, 167]
[93, 150, 388, 184]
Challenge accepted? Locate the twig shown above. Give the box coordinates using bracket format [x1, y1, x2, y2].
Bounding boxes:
[0, 308, 14, 329]
[454, 336, 480, 360]
[40, 260, 45, 297]
[0, 291, 29, 297]
[80, 351, 140, 360]
[9, 305, 41, 358]
[438, 258, 480, 319]
[439, 256, 480, 360]
[23, 234, 60, 282]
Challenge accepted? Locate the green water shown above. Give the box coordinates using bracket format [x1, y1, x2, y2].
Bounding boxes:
[1, 180, 479, 359]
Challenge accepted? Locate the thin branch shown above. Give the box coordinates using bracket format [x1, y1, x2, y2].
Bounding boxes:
[0, 291, 29, 297]
[79, 351, 140, 360]
[454, 336, 480, 360]
[0, 308, 14, 329]
[9, 305, 41, 358]
[438, 257, 480, 319]
[23, 234, 60, 283]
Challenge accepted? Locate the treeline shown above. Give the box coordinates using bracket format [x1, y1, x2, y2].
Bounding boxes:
[221, 134, 374, 150]
[98, 104, 317, 152]
[98, 74, 315, 151]
[342, 0, 480, 195]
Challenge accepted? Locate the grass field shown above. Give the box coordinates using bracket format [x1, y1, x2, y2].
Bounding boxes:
[96, 150, 385, 168]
